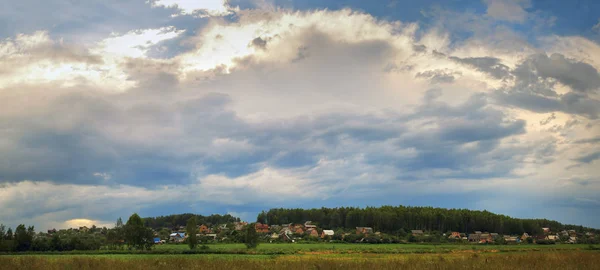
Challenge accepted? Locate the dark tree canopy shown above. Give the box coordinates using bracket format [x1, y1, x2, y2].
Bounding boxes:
[125, 213, 154, 250]
[186, 216, 198, 250]
[244, 223, 259, 249]
[260, 206, 599, 235]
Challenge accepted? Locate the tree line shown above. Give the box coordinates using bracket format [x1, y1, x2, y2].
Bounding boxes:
[0, 214, 154, 252]
[143, 213, 239, 230]
[257, 206, 599, 235]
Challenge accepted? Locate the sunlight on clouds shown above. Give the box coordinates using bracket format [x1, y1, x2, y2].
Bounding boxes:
[93, 27, 184, 58]
[64, 219, 111, 229]
[179, 9, 416, 74]
[150, 0, 232, 17]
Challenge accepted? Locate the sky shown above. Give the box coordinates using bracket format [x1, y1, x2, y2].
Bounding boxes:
[0, 0, 599, 230]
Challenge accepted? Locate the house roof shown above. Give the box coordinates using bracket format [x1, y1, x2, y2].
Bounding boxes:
[468, 234, 480, 240]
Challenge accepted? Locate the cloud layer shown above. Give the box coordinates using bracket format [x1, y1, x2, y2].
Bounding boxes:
[0, 0, 599, 230]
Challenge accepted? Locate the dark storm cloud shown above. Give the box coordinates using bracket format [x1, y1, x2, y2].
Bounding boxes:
[448, 56, 511, 80]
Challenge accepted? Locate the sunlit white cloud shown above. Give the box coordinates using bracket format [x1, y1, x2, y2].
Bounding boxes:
[149, 0, 233, 17]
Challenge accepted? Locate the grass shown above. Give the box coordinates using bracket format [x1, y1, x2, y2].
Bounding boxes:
[152, 242, 592, 254]
[2, 251, 600, 270]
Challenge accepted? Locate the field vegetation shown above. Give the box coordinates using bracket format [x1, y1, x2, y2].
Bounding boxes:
[2, 251, 600, 270]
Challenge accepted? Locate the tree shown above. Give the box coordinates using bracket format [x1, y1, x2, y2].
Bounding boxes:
[158, 228, 171, 241]
[186, 216, 198, 249]
[116, 217, 124, 228]
[125, 213, 154, 250]
[0, 224, 4, 246]
[14, 224, 33, 251]
[244, 223, 259, 249]
[5, 227, 13, 240]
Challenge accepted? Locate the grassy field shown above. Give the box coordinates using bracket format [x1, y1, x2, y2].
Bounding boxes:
[152, 242, 593, 254]
[2, 251, 600, 270]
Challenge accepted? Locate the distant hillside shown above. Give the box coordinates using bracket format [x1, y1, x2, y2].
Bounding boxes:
[142, 213, 240, 230]
[257, 206, 599, 235]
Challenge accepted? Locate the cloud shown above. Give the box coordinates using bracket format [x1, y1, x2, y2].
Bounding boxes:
[2, 5, 600, 229]
[149, 0, 232, 17]
[515, 53, 600, 93]
[448, 56, 511, 80]
[574, 151, 600, 164]
[484, 0, 531, 23]
[415, 69, 460, 84]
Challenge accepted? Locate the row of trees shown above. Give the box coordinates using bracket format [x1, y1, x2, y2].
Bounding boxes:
[257, 206, 598, 235]
[143, 214, 239, 230]
[0, 213, 155, 252]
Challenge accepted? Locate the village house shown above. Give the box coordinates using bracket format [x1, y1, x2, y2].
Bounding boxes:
[356, 227, 374, 235]
[255, 223, 270, 233]
[521, 233, 530, 242]
[294, 226, 305, 235]
[479, 233, 492, 243]
[411, 230, 424, 236]
[468, 233, 481, 242]
[503, 235, 519, 244]
[547, 234, 559, 241]
[542, 227, 550, 234]
[169, 232, 185, 243]
[306, 228, 319, 238]
[270, 225, 282, 232]
[448, 232, 461, 239]
[304, 221, 317, 229]
[321, 230, 335, 238]
[568, 236, 577, 244]
[198, 224, 210, 234]
[534, 235, 549, 243]
[279, 231, 293, 242]
[234, 222, 248, 231]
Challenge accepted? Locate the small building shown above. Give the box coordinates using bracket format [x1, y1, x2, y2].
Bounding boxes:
[255, 223, 270, 233]
[198, 225, 210, 234]
[503, 235, 519, 243]
[279, 231, 293, 242]
[448, 232, 461, 239]
[521, 233, 530, 242]
[479, 233, 492, 243]
[568, 236, 577, 244]
[169, 232, 186, 243]
[542, 227, 550, 234]
[306, 228, 319, 237]
[468, 234, 481, 242]
[534, 235, 549, 243]
[411, 230, 424, 236]
[234, 222, 248, 231]
[356, 227, 374, 235]
[321, 230, 335, 238]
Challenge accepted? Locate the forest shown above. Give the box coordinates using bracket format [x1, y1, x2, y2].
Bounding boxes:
[257, 206, 598, 235]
